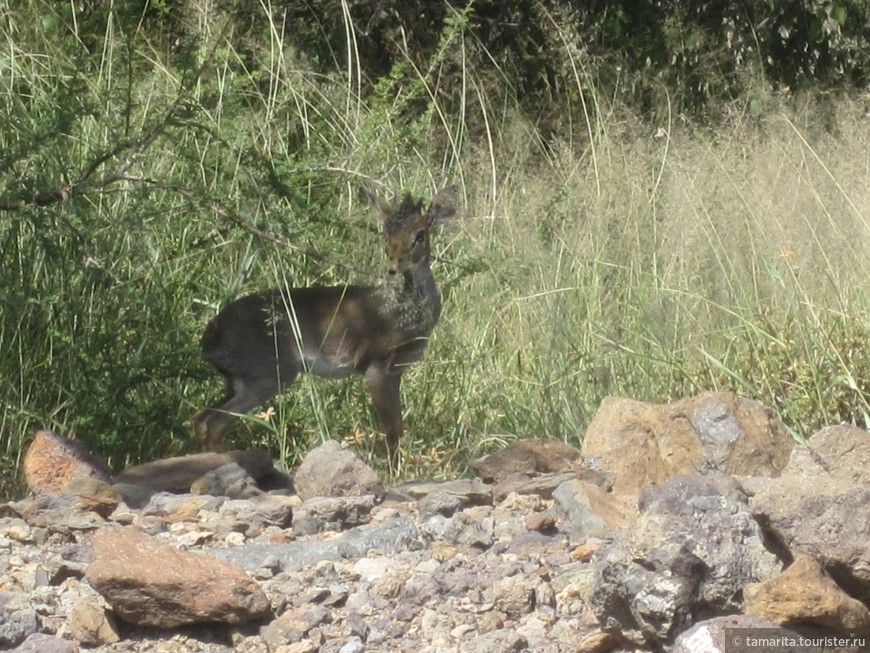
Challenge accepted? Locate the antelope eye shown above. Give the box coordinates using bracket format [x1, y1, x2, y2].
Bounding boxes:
[413, 230, 426, 245]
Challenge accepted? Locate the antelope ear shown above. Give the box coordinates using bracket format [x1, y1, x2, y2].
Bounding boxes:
[363, 185, 393, 227]
[427, 185, 459, 226]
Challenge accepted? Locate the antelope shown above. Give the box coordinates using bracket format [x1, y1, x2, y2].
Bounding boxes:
[193, 185, 459, 468]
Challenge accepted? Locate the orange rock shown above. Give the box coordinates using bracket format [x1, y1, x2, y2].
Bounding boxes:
[581, 392, 792, 494]
[23, 430, 112, 496]
[744, 554, 870, 632]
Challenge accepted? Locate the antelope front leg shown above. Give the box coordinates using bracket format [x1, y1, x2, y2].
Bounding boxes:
[364, 366, 403, 472]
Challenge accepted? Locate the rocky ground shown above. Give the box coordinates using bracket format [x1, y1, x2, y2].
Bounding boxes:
[2, 391, 869, 653]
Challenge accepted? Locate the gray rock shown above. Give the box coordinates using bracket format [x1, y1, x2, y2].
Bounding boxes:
[18, 490, 115, 531]
[292, 495, 374, 535]
[218, 496, 294, 536]
[337, 637, 365, 653]
[190, 462, 262, 498]
[459, 629, 528, 653]
[751, 425, 870, 601]
[552, 478, 636, 543]
[672, 615, 805, 653]
[294, 440, 385, 502]
[211, 516, 422, 571]
[417, 491, 464, 518]
[9, 420, 862, 653]
[589, 473, 780, 646]
[422, 510, 494, 549]
[11, 633, 80, 653]
[111, 482, 155, 509]
[0, 592, 38, 648]
[35, 551, 90, 586]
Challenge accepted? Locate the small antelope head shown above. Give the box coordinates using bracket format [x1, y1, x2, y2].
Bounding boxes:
[365, 185, 459, 275]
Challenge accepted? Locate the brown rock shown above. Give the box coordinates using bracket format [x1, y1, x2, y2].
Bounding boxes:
[260, 604, 331, 647]
[751, 426, 870, 601]
[22, 431, 112, 496]
[68, 598, 120, 645]
[459, 629, 527, 653]
[113, 449, 275, 494]
[399, 478, 492, 505]
[571, 540, 603, 562]
[582, 393, 793, 494]
[85, 527, 271, 627]
[471, 438, 582, 483]
[430, 541, 463, 562]
[280, 642, 319, 653]
[65, 478, 121, 517]
[524, 512, 556, 533]
[138, 494, 219, 523]
[744, 554, 870, 632]
[575, 629, 619, 653]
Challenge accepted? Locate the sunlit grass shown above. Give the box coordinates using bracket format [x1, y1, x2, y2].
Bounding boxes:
[2, 4, 870, 499]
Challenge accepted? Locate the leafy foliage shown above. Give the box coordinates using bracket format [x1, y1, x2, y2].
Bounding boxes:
[199, 0, 870, 117]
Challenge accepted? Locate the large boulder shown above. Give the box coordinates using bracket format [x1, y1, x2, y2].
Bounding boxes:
[589, 474, 780, 646]
[750, 424, 870, 603]
[582, 392, 793, 494]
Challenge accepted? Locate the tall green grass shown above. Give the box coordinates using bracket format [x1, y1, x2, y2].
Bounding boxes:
[2, 4, 870, 498]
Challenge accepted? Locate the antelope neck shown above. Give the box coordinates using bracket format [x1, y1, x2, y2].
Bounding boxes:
[404, 262, 438, 301]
